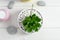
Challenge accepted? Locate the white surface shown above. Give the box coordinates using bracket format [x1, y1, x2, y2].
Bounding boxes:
[0, 0, 60, 40]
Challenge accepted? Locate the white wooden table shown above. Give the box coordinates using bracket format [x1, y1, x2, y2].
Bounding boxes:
[0, 0, 60, 40]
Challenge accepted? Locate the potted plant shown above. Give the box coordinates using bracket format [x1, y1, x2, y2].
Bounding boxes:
[22, 13, 42, 32]
[18, 9, 43, 34]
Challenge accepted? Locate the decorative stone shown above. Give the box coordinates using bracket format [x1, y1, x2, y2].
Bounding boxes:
[7, 1, 15, 9]
[7, 26, 17, 34]
[37, 1, 46, 6]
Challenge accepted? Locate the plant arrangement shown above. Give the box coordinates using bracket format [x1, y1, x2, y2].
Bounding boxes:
[22, 13, 42, 33]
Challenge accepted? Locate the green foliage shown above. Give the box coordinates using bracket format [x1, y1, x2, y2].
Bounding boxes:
[22, 14, 42, 32]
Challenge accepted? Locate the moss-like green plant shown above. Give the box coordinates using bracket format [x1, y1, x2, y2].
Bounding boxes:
[22, 14, 42, 32]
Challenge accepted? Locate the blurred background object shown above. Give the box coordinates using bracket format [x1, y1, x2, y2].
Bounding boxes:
[7, 25, 17, 35]
[36, 1, 46, 6]
[20, 0, 31, 2]
[7, 0, 15, 9]
[0, 9, 10, 21]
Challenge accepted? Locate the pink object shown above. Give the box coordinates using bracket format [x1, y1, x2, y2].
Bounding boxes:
[0, 9, 10, 21]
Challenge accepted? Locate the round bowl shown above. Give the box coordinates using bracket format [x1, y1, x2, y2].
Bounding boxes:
[17, 9, 43, 34]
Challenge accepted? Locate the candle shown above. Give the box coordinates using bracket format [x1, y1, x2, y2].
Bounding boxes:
[20, 0, 30, 2]
[0, 9, 10, 21]
[0, 10, 6, 19]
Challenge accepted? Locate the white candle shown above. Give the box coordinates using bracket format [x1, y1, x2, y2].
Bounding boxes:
[0, 9, 10, 21]
[0, 10, 6, 19]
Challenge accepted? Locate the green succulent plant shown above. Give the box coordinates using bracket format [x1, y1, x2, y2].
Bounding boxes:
[22, 14, 42, 32]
